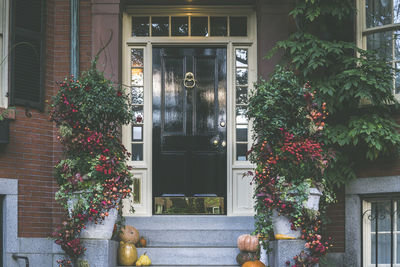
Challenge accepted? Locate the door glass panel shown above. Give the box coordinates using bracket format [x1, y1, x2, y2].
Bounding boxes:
[131, 49, 144, 67]
[164, 57, 184, 133]
[132, 106, 144, 123]
[152, 16, 169, 36]
[171, 17, 188, 36]
[195, 57, 215, 134]
[236, 68, 248, 85]
[237, 143, 248, 161]
[236, 86, 248, 104]
[236, 106, 247, 124]
[132, 87, 144, 104]
[230, 16, 247, 36]
[132, 143, 143, 161]
[191, 17, 208, 36]
[236, 49, 248, 67]
[131, 68, 144, 86]
[236, 124, 248, 142]
[132, 17, 149, 36]
[210, 16, 227, 36]
[132, 125, 143, 141]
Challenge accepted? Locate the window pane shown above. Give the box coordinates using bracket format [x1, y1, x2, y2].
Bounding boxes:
[132, 143, 143, 161]
[191, 17, 208, 36]
[132, 125, 143, 141]
[236, 68, 248, 85]
[371, 233, 391, 264]
[236, 49, 248, 67]
[152, 16, 169, 36]
[230, 17, 247, 36]
[132, 17, 149, 37]
[171, 17, 188, 36]
[370, 201, 392, 232]
[236, 86, 248, 104]
[132, 68, 144, 86]
[367, 31, 393, 61]
[133, 106, 143, 123]
[237, 143, 248, 161]
[132, 87, 144, 104]
[366, 0, 393, 28]
[133, 178, 141, 203]
[236, 106, 247, 124]
[210, 16, 227, 36]
[236, 124, 248, 142]
[131, 49, 143, 67]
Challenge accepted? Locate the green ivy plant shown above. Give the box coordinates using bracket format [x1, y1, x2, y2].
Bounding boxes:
[249, 0, 400, 266]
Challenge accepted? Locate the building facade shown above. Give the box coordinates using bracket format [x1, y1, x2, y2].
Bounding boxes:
[0, 0, 396, 266]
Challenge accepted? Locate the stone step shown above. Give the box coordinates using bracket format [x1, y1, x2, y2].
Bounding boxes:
[118, 266, 239, 267]
[131, 247, 240, 265]
[139, 229, 249, 247]
[125, 216, 255, 231]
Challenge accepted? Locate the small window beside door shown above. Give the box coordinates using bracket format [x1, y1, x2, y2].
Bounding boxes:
[131, 48, 144, 161]
[235, 48, 249, 161]
[132, 16, 247, 37]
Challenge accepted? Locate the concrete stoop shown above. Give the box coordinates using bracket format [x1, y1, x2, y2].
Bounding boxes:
[117, 216, 255, 266]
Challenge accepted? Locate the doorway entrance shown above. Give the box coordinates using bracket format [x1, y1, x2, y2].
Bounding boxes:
[152, 47, 227, 214]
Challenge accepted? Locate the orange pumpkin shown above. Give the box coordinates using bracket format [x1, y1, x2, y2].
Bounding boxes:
[119, 225, 140, 244]
[237, 234, 259, 252]
[242, 260, 266, 267]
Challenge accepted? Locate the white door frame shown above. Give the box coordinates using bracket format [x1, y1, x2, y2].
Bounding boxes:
[121, 6, 257, 217]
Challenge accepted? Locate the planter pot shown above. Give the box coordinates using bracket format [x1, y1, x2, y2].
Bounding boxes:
[272, 188, 322, 239]
[305, 188, 323, 211]
[67, 191, 118, 240]
[80, 207, 118, 239]
[272, 210, 301, 239]
[0, 119, 9, 144]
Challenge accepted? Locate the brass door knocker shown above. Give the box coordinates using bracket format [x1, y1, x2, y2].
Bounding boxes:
[184, 72, 196, 89]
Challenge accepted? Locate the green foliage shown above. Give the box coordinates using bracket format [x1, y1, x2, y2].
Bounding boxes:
[290, 0, 354, 22]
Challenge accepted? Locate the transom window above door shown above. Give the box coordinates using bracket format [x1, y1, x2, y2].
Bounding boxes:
[131, 16, 247, 37]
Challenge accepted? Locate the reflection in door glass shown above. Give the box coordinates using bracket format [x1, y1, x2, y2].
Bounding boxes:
[132, 17, 149, 36]
[237, 143, 248, 161]
[236, 49, 248, 67]
[171, 17, 188, 36]
[152, 17, 169, 36]
[191, 17, 208, 36]
[210, 17, 227, 36]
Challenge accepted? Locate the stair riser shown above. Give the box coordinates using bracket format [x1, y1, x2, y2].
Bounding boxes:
[136, 248, 240, 265]
[125, 216, 255, 230]
[139, 230, 250, 247]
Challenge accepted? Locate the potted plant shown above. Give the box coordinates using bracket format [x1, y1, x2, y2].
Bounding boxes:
[247, 68, 334, 265]
[51, 61, 134, 266]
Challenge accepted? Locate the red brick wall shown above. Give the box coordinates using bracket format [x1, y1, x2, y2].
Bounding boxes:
[0, 0, 92, 238]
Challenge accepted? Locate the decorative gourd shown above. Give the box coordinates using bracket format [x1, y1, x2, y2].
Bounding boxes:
[139, 236, 147, 247]
[275, 233, 295, 240]
[236, 252, 257, 265]
[119, 225, 140, 244]
[118, 241, 138, 266]
[242, 260, 266, 267]
[136, 252, 151, 266]
[237, 234, 259, 252]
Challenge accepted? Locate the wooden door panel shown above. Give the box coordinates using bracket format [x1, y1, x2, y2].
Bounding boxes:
[153, 47, 227, 201]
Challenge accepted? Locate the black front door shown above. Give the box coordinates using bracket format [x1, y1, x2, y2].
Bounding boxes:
[152, 47, 227, 212]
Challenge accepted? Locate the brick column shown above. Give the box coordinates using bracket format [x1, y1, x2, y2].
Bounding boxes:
[91, 0, 121, 83]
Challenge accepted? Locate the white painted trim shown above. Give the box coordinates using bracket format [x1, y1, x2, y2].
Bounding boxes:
[122, 6, 257, 217]
[0, 0, 9, 108]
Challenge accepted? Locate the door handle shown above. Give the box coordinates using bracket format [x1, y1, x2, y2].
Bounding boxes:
[213, 139, 219, 146]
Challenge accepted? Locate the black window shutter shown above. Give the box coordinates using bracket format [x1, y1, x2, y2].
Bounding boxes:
[10, 0, 46, 111]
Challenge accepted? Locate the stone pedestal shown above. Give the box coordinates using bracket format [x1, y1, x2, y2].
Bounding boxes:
[268, 240, 306, 267]
[80, 239, 118, 267]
